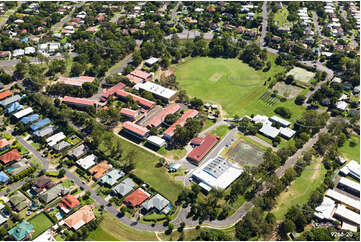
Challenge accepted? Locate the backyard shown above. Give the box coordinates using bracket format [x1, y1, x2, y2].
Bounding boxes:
[176, 56, 306, 122]
[271, 158, 327, 221]
[27, 212, 54, 239]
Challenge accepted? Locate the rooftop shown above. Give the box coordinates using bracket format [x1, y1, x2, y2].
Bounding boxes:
[59, 76, 95, 87]
[147, 103, 180, 127]
[65, 205, 95, 230]
[163, 109, 198, 138]
[123, 121, 149, 137]
[124, 188, 150, 207]
[187, 134, 219, 164]
[63, 96, 95, 106]
[0, 149, 22, 164]
[134, 82, 177, 100]
[89, 161, 112, 179]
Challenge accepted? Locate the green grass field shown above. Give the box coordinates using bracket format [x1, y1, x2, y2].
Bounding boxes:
[339, 135, 360, 162]
[287, 67, 315, 83]
[28, 213, 54, 239]
[176, 57, 306, 122]
[273, 8, 292, 28]
[86, 212, 157, 241]
[271, 159, 327, 221]
[210, 125, 229, 138]
[117, 137, 183, 202]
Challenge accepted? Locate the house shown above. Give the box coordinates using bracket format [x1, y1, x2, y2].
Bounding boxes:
[53, 141, 71, 152]
[21, 113, 40, 125]
[89, 161, 112, 179]
[145, 57, 159, 66]
[333, 204, 360, 227]
[314, 196, 336, 221]
[339, 160, 360, 181]
[6, 102, 23, 114]
[63, 96, 95, 107]
[187, 134, 220, 164]
[0, 149, 22, 164]
[0, 203, 8, 225]
[0, 90, 12, 100]
[112, 178, 137, 197]
[58, 194, 80, 213]
[116, 90, 155, 109]
[31, 176, 53, 194]
[24, 47, 36, 55]
[68, 144, 88, 160]
[33, 125, 56, 138]
[76, 154, 97, 170]
[13, 49, 25, 57]
[30, 118, 51, 131]
[259, 125, 280, 139]
[0, 94, 21, 107]
[99, 169, 125, 186]
[58, 76, 95, 87]
[64, 205, 95, 230]
[146, 135, 166, 148]
[146, 103, 180, 128]
[336, 101, 348, 111]
[7, 161, 31, 176]
[38, 183, 69, 204]
[8, 221, 34, 241]
[9, 191, 28, 211]
[163, 109, 199, 140]
[46, 132, 66, 147]
[141, 194, 170, 213]
[120, 108, 138, 120]
[122, 121, 149, 140]
[0, 171, 9, 183]
[0, 51, 11, 58]
[13, 107, 33, 119]
[0, 138, 11, 151]
[191, 156, 243, 192]
[134, 82, 177, 102]
[124, 188, 151, 207]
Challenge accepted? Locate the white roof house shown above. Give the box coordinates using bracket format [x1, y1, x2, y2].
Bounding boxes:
[134, 82, 177, 101]
[147, 136, 166, 147]
[333, 204, 360, 225]
[191, 156, 243, 191]
[325, 189, 360, 212]
[46, 132, 66, 147]
[259, 125, 279, 139]
[314, 196, 336, 221]
[270, 116, 291, 127]
[13, 107, 33, 119]
[336, 101, 348, 111]
[279, 127, 296, 139]
[13, 49, 25, 57]
[145, 57, 159, 66]
[76, 154, 97, 170]
[24, 47, 36, 55]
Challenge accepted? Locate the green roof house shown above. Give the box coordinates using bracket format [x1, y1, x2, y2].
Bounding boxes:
[9, 191, 28, 212]
[8, 221, 34, 241]
[38, 183, 69, 204]
[99, 169, 125, 187]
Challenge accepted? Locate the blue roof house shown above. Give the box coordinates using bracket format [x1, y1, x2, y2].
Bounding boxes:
[6, 102, 23, 114]
[0, 171, 9, 183]
[21, 114, 40, 125]
[30, 118, 51, 131]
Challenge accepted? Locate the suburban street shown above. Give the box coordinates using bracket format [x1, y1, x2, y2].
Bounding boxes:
[50, 2, 85, 33]
[260, 1, 268, 47]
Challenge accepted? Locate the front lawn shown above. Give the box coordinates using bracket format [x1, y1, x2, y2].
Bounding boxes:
[28, 212, 54, 239]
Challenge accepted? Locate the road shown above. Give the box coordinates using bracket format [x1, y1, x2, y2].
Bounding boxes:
[0, 2, 23, 28]
[340, 6, 358, 48]
[50, 2, 85, 33]
[16, 136, 49, 170]
[312, 11, 323, 38]
[260, 1, 268, 47]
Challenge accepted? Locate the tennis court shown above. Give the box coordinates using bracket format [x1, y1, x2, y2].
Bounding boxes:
[286, 67, 315, 83]
[226, 140, 264, 167]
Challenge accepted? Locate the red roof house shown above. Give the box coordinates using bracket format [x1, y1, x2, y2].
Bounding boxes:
[187, 134, 220, 164]
[163, 110, 198, 139]
[63, 96, 95, 107]
[147, 104, 180, 128]
[122, 121, 149, 139]
[58, 194, 80, 213]
[0, 90, 12, 100]
[123, 188, 150, 207]
[0, 149, 22, 164]
[126, 70, 152, 84]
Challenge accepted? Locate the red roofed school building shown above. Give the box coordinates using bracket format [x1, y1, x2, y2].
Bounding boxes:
[126, 70, 152, 84]
[187, 134, 220, 164]
[63, 96, 95, 107]
[0, 149, 22, 164]
[58, 194, 80, 213]
[163, 109, 198, 140]
[115, 90, 155, 109]
[123, 188, 150, 207]
[146, 104, 180, 128]
[101, 82, 126, 102]
[122, 121, 149, 139]
[120, 108, 138, 120]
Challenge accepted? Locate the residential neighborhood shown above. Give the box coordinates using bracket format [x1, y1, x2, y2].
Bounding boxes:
[0, 1, 359, 241]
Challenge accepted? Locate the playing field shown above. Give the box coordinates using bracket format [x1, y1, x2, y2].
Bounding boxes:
[226, 140, 264, 167]
[286, 67, 315, 83]
[176, 57, 306, 122]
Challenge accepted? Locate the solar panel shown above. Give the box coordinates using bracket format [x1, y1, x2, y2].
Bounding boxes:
[203, 156, 231, 178]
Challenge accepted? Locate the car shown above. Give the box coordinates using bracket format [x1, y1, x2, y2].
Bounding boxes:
[185, 169, 189, 174]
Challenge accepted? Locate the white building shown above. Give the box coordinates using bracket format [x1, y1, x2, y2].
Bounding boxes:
[46, 132, 66, 147]
[24, 47, 36, 55]
[279, 127, 296, 139]
[259, 124, 279, 139]
[134, 81, 177, 102]
[337, 177, 360, 196]
[147, 136, 166, 147]
[336, 101, 348, 111]
[333, 204, 360, 226]
[13, 49, 25, 57]
[76, 154, 97, 170]
[145, 57, 159, 66]
[270, 115, 291, 127]
[314, 196, 336, 221]
[340, 160, 360, 180]
[191, 156, 243, 191]
[33, 230, 55, 242]
[325, 189, 360, 212]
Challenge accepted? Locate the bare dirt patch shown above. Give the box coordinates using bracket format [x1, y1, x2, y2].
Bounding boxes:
[209, 72, 223, 82]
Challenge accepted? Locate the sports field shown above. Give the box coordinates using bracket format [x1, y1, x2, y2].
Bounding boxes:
[176, 57, 307, 122]
[286, 67, 315, 83]
[226, 140, 264, 167]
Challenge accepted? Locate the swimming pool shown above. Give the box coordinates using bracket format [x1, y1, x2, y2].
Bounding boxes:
[55, 211, 65, 220]
[7, 167, 14, 172]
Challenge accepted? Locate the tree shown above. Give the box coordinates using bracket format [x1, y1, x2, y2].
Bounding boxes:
[164, 113, 178, 124]
[295, 95, 306, 105]
[70, 62, 85, 76]
[274, 106, 292, 119]
[279, 219, 296, 236]
[190, 97, 203, 110]
[285, 75, 294, 84]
